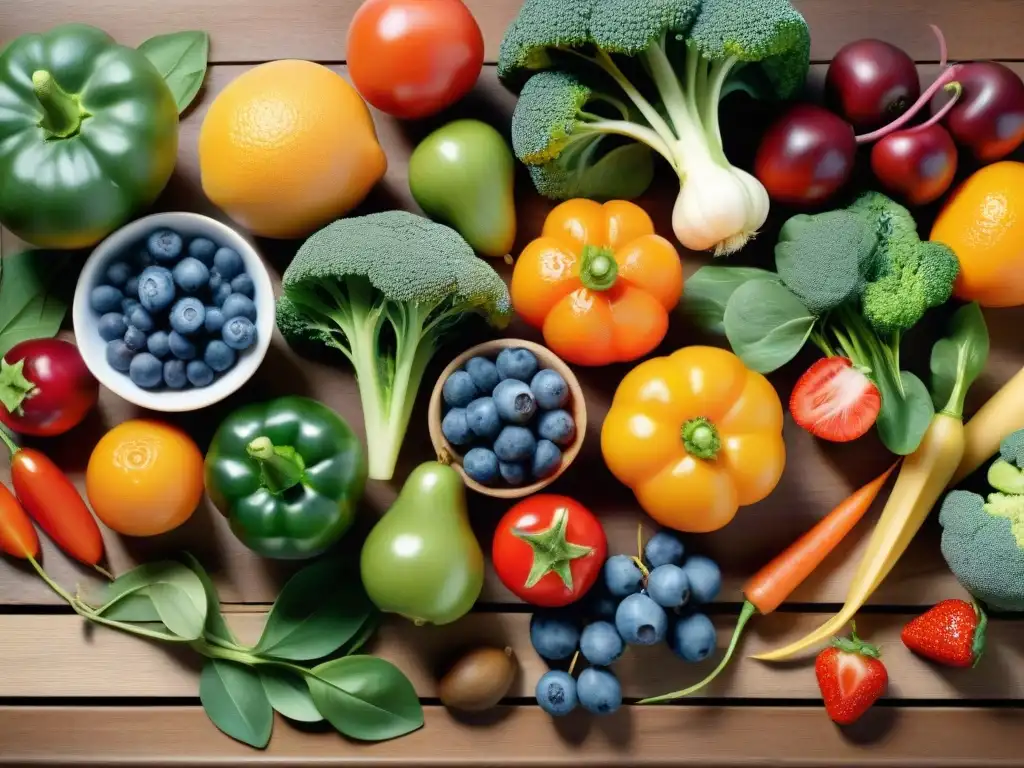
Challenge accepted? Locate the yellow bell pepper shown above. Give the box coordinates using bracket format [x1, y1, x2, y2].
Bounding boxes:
[601, 346, 786, 533]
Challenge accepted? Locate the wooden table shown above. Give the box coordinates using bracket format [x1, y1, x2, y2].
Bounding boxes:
[3, 1, 1024, 765]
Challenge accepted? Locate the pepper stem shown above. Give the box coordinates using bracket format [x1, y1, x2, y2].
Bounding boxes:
[246, 437, 306, 495]
[579, 245, 619, 292]
[681, 417, 721, 460]
[32, 70, 90, 139]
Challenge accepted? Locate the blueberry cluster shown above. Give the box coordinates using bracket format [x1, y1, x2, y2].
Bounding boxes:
[440, 347, 577, 487]
[531, 530, 722, 717]
[91, 228, 259, 390]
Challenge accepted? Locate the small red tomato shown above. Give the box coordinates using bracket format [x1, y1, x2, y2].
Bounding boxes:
[0, 339, 99, 437]
[492, 495, 607, 607]
[347, 0, 484, 119]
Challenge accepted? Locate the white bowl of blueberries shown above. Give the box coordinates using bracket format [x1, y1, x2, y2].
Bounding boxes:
[72, 212, 275, 412]
[428, 339, 586, 499]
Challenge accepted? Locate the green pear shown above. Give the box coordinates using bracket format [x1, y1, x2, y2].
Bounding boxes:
[360, 461, 484, 625]
[408, 119, 516, 259]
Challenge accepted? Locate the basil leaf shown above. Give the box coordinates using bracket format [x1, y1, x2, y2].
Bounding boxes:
[259, 668, 323, 723]
[930, 302, 990, 419]
[182, 553, 238, 647]
[254, 558, 374, 661]
[138, 31, 210, 113]
[97, 561, 207, 640]
[0, 251, 71, 358]
[681, 266, 777, 335]
[875, 370, 934, 455]
[200, 659, 273, 749]
[723, 279, 815, 374]
[307, 656, 423, 742]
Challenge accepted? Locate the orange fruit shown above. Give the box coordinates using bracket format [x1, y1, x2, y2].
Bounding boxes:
[86, 420, 205, 537]
[198, 60, 387, 239]
[931, 161, 1024, 307]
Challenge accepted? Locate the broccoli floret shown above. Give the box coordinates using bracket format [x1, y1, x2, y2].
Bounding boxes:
[497, 0, 810, 255]
[1001, 429, 1024, 469]
[276, 211, 512, 481]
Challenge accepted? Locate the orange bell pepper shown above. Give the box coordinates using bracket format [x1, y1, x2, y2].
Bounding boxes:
[510, 199, 684, 367]
[601, 346, 786, 533]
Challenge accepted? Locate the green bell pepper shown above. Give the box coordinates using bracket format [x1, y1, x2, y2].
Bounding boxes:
[0, 24, 179, 249]
[205, 396, 367, 560]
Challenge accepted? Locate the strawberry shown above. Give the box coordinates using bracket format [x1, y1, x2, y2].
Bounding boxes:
[815, 624, 888, 725]
[790, 357, 881, 443]
[901, 599, 987, 668]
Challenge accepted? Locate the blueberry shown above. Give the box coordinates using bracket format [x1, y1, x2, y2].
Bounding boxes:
[576, 667, 622, 716]
[213, 282, 232, 306]
[124, 276, 139, 300]
[147, 229, 183, 261]
[582, 581, 620, 622]
[122, 298, 141, 316]
[531, 369, 569, 410]
[230, 273, 255, 298]
[465, 397, 501, 440]
[668, 613, 717, 663]
[222, 316, 256, 350]
[492, 379, 537, 424]
[138, 266, 176, 312]
[682, 556, 722, 605]
[496, 347, 539, 382]
[579, 621, 625, 666]
[105, 261, 132, 288]
[90, 285, 124, 314]
[204, 340, 236, 372]
[532, 439, 562, 479]
[169, 297, 206, 336]
[615, 593, 668, 646]
[441, 407, 473, 446]
[123, 325, 148, 352]
[493, 425, 536, 462]
[529, 613, 579, 661]
[208, 270, 224, 292]
[603, 554, 643, 598]
[98, 312, 127, 342]
[186, 360, 214, 387]
[127, 305, 154, 332]
[106, 340, 134, 372]
[646, 564, 691, 608]
[173, 257, 210, 294]
[134, 250, 154, 269]
[464, 356, 499, 393]
[188, 237, 217, 265]
[213, 247, 244, 280]
[205, 307, 226, 334]
[498, 461, 528, 486]
[463, 447, 499, 485]
[644, 531, 685, 568]
[535, 670, 577, 717]
[168, 331, 197, 360]
[129, 353, 163, 389]
[442, 371, 478, 408]
[221, 293, 257, 321]
[163, 359, 187, 389]
[146, 331, 171, 359]
[537, 409, 576, 447]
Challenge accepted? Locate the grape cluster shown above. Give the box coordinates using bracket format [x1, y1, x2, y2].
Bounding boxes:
[530, 530, 722, 717]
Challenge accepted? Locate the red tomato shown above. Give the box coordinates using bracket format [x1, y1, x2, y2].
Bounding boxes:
[346, 0, 484, 119]
[0, 339, 98, 437]
[492, 495, 607, 607]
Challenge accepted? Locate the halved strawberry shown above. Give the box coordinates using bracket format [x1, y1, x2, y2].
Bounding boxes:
[790, 357, 881, 442]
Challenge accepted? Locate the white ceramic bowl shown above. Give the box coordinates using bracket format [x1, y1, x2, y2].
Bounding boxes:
[73, 212, 275, 412]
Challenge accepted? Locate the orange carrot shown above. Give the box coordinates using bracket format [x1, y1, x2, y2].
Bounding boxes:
[639, 462, 898, 704]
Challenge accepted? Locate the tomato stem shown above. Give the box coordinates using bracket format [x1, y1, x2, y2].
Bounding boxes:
[0, 427, 18, 458]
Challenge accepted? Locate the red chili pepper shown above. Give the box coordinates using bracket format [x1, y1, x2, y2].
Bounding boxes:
[0, 482, 39, 559]
[0, 429, 104, 569]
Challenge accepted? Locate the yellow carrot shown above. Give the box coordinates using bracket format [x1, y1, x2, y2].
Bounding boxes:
[952, 366, 1024, 486]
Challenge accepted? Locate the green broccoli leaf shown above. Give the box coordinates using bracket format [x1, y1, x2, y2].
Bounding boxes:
[875, 370, 934, 457]
[681, 266, 777, 335]
[930, 302, 990, 419]
[723, 279, 814, 374]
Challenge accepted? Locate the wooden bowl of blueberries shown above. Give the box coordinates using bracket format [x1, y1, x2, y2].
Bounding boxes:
[428, 339, 586, 499]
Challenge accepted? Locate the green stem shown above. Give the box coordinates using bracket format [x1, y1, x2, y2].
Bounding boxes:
[641, 36, 692, 143]
[0, 427, 19, 458]
[681, 417, 721, 460]
[809, 329, 836, 358]
[577, 120, 676, 166]
[246, 437, 305, 495]
[194, 640, 310, 677]
[703, 56, 739, 161]
[32, 70, 89, 139]
[579, 246, 618, 292]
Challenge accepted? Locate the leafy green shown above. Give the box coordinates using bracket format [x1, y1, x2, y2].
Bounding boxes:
[723, 279, 815, 373]
[875, 370, 934, 456]
[259, 668, 324, 723]
[182, 553, 238, 647]
[138, 31, 210, 113]
[0, 251, 71, 358]
[930, 302, 990, 419]
[95, 561, 207, 641]
[682, 266, 777, 335]
[200, 659, 273, 749]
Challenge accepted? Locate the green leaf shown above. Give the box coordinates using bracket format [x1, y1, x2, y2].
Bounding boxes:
[182, 553, 238, 647]
[0, 252, 71, 358]
[96, 561, 207, 640]
[930, 302, 990, 419]
[254, 558, 374, 661]
[723, 279, 815, 373]
[875, 370, 934, 455]
[138, 31, 210, 113]
[200, 659, 273, 749]
[681, 266, 777, 335]
[259, 668, 323, 723]
[307, 656, 423, 742]
[341, 613, 381, 656]
[99, 593, 161, 623]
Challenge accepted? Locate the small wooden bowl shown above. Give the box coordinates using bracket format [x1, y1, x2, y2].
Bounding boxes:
[428, 339, 587, 499]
